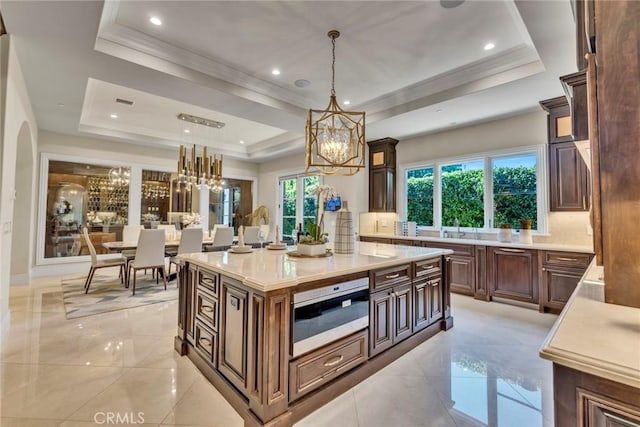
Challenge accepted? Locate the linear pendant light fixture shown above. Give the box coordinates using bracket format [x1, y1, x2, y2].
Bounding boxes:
[177, 113, 224, 193]
[305, 30, 365, 176]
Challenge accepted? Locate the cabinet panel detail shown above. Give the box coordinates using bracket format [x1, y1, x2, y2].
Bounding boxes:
[289, 330, 367, 401]
[393, 283, 413, 343]
[219, 277, 249, 393]
[369, 291, 393, 356]
[489, 248, 538, 304]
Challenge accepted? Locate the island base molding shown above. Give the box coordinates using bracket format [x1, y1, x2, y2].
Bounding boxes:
[175, 318, 450, 427]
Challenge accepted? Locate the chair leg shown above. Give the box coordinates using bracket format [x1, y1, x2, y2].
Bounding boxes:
[156, 268, 159, 284]
[168, 262, 172, 277]
[84, 267, 96, 294]
[132, 269, 137, 295]
[161, 267, 168, 290]
[83, 266, 94, 289]
[126, 265, 131, 289]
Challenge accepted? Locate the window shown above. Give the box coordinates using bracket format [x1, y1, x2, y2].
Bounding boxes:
[404, 147, 544, 232]
[406, 167, 434, 226]
[441, 160, 484, 227]
[492, 154, 537, 229]
[279, 175, 320, 240]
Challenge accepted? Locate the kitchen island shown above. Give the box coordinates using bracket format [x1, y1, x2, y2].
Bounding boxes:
[175, 242, 453, 427]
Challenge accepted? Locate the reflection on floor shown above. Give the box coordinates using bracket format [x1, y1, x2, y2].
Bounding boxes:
[0, 271, 557, 427]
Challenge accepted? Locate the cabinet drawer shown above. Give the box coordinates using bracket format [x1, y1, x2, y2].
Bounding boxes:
[194, 321, 217, 367]
[370, 264, 411, 292]
[542, 251, 593, 268]
[195, 288, 218, 331]
[198, 270, 219, 297]
[289, 330, 367, 401]
[418, 241, 474, 257]
[414, 257, 442, 279]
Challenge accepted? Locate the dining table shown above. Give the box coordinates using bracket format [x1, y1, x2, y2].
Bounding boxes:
[103, 237, 215, 252]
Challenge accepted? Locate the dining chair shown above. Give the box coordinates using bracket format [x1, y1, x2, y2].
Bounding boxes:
[168, 228, 203, 276]
[121, 224, 144, 264]
[243, 226, 261, 247]
[205, 226, 234, 252]
[157, 224, 177, 239]
[127, 229, 168, 295]
[82, 227, 126, 294]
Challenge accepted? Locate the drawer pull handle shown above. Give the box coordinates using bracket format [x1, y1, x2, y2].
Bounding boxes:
[430, 280, 439, 286]
[323, 355, 344, 367]
[541, 267, 546, 271]
[422, 265, 435, 270]
[556, 257, 578, 262]
[445, 256, 451, 261]
[500, 248, 526, 253]
[201, 305, 214, 313]
[385, 273, 400, 279]
[198, 337, 212, 348]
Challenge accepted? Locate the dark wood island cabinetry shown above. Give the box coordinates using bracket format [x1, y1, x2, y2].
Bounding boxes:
[174, 244, 452, 427]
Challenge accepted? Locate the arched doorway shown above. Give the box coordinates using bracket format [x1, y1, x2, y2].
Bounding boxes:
[10, 121, 34, 284]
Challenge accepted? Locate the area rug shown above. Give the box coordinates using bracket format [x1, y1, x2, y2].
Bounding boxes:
[61, 273, 178, 319]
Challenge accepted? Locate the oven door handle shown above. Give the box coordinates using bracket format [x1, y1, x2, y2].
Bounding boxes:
[323, 354, 344, 367]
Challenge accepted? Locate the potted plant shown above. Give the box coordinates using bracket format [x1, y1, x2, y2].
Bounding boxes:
[297, 184, 337, 256]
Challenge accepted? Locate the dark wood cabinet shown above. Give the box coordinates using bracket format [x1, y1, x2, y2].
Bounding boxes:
[539, 250, 593, 313]
[367, 137, 398, 212]
[560, 70, 589, 142]
[540, 96, 573, 144]
[549, 141, 590, 211]
[369, 283, 413, 357]
[416, 242, 475, 297]
[219, 276, 249, 393]
[553, 364, 640, 427]
[488, 247, 538, 304]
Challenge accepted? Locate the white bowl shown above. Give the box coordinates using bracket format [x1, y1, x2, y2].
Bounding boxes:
[230, 245, 252, 253]
[267, 243, 288, 250]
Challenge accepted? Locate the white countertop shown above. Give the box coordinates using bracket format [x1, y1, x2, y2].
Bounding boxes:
[360, 233, 594, 253]
[539, 260, 640, 389]
[178, 242, 452, 292]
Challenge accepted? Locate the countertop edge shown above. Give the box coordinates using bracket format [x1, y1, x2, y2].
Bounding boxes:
[360, 233, 594, 253]
[178, 246, 454, 293]
[539, 260, 640, 390]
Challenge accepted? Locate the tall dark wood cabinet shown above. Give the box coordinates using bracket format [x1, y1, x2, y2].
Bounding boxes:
[540, 97, 590, 212]
[367, 137, 398, 212]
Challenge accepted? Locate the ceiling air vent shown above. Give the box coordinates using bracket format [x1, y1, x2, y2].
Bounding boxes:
[115, 98, 134, 106]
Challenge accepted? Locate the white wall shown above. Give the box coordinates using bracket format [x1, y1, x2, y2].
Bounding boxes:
[0, 35, 39, 341]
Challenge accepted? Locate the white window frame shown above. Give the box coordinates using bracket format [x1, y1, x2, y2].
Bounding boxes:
[278, 173, 323, 240]
[398, 144, 548, 234]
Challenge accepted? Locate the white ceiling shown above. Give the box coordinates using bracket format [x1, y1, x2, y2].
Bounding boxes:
[0, 0, 577, 162]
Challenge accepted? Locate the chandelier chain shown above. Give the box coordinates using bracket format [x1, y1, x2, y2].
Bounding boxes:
[331, 34, 336, 96]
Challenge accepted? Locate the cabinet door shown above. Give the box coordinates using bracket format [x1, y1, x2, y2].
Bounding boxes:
[413, 280, 429, 332]
[393, 283, 412, 344]
[489, 248, 538, 304]
[550, 141, 590, 211]
[427, 276, 443, 325]
[541, 266, 583, 312]
[369, 168, 395, 212]
[369, 290, 394, 357]
[449, 255, 476, 296]
[219, 277, 249, 393]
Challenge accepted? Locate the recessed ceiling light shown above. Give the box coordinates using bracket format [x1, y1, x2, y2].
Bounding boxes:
[272, 69, 281, 76]
[343, 100, 351, 105]
[239, 140, 245, 145]
[294, 79, 311, 88]
[150, 16, 162, 26]
[484, 42, 495, 51]
[57, 102, 65, 107]
[436, 109, 443, 113]
[110, 114, 118, 119]
[184, 129, 190, 133]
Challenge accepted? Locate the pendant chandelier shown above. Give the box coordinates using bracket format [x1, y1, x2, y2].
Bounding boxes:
[108, 167, 130, 187]
[177, 144, 224, 193]
[305, 30, 365, 176]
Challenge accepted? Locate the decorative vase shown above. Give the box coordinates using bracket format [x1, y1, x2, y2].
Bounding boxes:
[497, 224, 512, 243]
[334, 202, 354, 254]
[297, 242, 327, 256]
[519, 219, 533, 244]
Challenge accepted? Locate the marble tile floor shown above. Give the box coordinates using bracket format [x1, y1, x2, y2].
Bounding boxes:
[1, 271, 557, 427]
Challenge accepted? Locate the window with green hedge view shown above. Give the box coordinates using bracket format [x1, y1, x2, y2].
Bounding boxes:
[406, 152, 538, 230]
